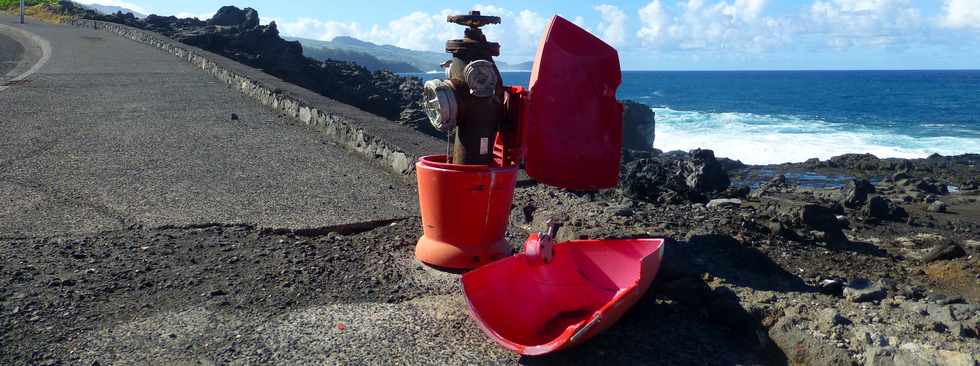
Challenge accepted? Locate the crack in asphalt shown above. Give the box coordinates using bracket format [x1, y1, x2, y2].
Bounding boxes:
[260, 217, 414, 237]
[0, 217, 418, 241]
[0, 175, 138, 233]
[0, 136, 61, 170]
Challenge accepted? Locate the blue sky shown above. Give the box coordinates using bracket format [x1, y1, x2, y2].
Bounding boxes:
[76, 0, 980, 70]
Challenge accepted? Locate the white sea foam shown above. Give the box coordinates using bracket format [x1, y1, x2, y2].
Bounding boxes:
[651, 107, 980, 165]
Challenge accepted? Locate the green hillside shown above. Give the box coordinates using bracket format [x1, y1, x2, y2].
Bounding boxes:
[299, 42, 421, 73]
[0, 0, 56, 9]
[286, 36, 531, 73]
[287, 36, 446, 72]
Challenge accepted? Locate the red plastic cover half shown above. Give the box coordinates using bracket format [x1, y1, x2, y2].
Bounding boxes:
[524, 15, 623, 190]
[461, 238, 665, 355]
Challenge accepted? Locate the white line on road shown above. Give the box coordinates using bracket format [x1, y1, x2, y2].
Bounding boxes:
[0, 23, 51, 92]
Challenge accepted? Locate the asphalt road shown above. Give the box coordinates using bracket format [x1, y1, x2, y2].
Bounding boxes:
[0, 15, 418, 238]
[0, 32, 22, 77]
[0, 15, 530, 366]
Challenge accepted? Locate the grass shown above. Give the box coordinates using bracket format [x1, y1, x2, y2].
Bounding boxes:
[0, 0, 57, 9]
[1, 1, 70, 23]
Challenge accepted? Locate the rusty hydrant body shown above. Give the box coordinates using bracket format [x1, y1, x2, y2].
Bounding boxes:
[423, 11, 507, 165]
[415, 11, 517, 270]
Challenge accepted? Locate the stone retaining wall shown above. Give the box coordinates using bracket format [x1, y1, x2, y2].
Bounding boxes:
[69, 19, 430, 176]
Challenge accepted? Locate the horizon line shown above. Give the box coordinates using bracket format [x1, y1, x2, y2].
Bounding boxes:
[618, 68, 980, 72]
[407, 68, 980, 74]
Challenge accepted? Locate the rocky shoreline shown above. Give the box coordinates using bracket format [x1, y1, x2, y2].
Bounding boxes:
[510, 148, 979, 365]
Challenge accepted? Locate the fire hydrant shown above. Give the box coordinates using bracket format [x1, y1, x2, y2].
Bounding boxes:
[422, 11, 506, 165]
[415, 12, 625, 270]
[415, 11, 516, 269]
[414, 13, 666, 356]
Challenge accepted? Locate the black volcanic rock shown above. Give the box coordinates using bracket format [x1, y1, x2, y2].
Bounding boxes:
[622, 100, 656, 151]
[842, 179, 875, 209]
[913, 178, 949, 195]
[208, 6, 249, 27]
[620, 149, 731, 203]
[783, 153, 980, 188]
[762, 199, 846, 243]
[864, 196, 908, 220]
[827, 153, 883, 171]
[620, 158, 689, 203]
[203, 6, 259, 28]
[684, 149, 731, 193]
[799, 204, 842, 233]
[921, 243, 966, 262]
[242, 8, 260, 29]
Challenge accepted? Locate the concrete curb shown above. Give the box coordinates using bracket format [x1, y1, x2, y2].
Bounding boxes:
[67, 19, 441, 176]
[0, 23, 52, 92]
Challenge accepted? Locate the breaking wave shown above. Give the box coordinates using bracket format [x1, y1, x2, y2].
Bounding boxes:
[651, 108, 980, 165]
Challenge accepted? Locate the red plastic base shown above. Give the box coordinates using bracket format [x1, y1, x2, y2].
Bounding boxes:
[415, 235, 510, 270]
[414, 155, 518, 270]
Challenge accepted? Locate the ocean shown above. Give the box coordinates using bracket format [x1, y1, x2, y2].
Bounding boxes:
[408, 70, 980, 165]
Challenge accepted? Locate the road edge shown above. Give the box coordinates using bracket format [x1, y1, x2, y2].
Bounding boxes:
[67, 19, 442, 176]
[0, 23, 51, 92]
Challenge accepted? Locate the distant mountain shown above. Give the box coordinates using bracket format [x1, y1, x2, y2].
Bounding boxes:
[297, 42, 421, 73]
[79, 3, 146, 18]
[285, 36, 532, 73]
[287, 36, 444, 73]
[500, 61, 534, 71]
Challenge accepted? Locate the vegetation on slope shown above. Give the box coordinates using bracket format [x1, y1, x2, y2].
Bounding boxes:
[0, 1, 69, 23]
[0, 0, 54, 8]
[301, 45, 420, 73]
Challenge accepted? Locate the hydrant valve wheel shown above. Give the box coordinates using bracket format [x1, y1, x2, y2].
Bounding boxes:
[447, 11, 501, 28]
[423, 79, 459, 132]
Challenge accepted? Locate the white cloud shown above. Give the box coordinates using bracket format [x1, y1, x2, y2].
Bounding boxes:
[273, 6, 570, 62]
[634, 0, 949, 53]
[176, 12, 214, 20]
[595, 4, 628, 46]
[471, 5, 516, 51]
[637, 0, 670, 44]
[274, 11, 458, 52]
[515, 9, 549, 49]
[275, 18, 365, 42]
[636, 0, 789, 52]
[808, 0, 923, 48]
[266, 0, 977, 64]
[269, 5, 692, 61]
[722, 0, 766, 21]
[73, 0, 148, 15]
[368, 11, 459, 51]
[942, 0, 980, 29]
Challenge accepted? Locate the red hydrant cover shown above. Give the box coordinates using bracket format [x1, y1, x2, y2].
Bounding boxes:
[461, 238, 665, 355]
[523, 15, 623, 190]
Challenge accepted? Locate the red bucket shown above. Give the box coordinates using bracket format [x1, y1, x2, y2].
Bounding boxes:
[415, 155, 519, 270]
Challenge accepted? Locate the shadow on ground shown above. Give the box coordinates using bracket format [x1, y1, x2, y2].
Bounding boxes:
[515, 234, 808, 365]
[832, 239, 890, 257]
